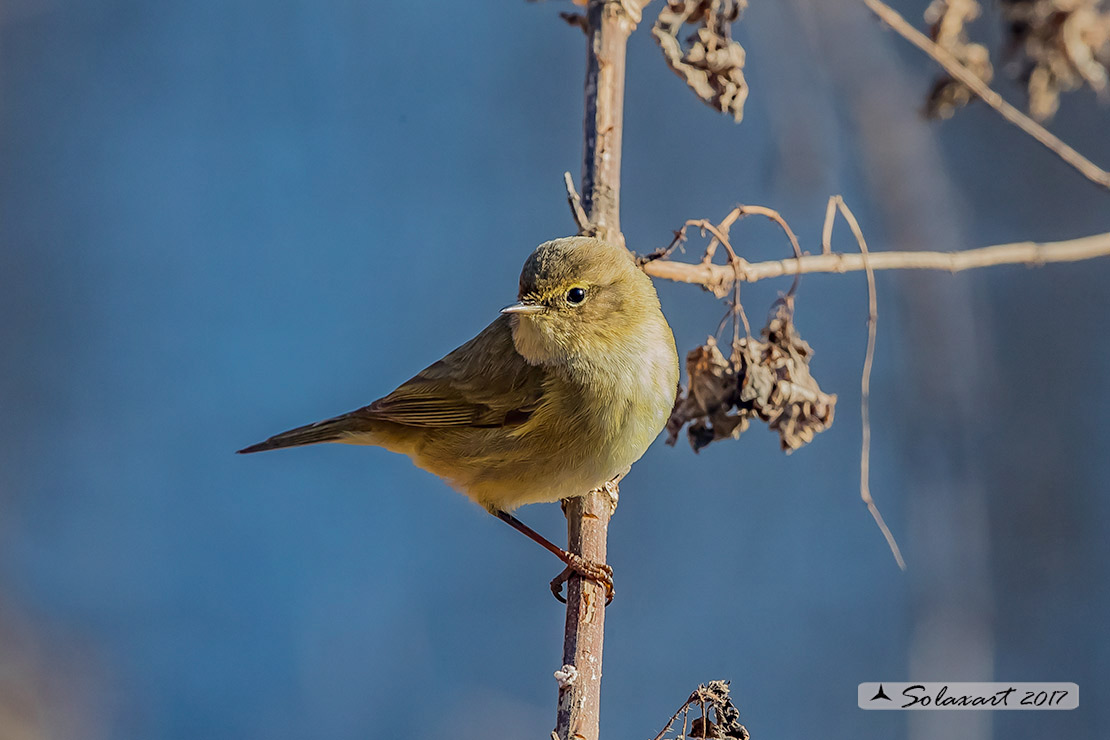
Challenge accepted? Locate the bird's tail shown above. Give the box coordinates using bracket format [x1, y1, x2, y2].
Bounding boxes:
[237, 413, 369, 454]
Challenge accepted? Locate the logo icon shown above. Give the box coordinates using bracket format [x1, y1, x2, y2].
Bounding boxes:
[870, 684, 892, 702]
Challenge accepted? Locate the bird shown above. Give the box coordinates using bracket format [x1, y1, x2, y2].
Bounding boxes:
[239, 236, 679, 601]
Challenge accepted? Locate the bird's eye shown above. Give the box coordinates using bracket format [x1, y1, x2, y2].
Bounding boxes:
[566, 287, 586, 304]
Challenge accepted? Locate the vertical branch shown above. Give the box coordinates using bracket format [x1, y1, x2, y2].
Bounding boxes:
[557, 493, 611, 740]
[579, 0, 636, 246]
[557, 2, 639, 739]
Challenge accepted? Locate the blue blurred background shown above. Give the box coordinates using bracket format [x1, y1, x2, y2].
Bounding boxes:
[2, 1, 1108, 738]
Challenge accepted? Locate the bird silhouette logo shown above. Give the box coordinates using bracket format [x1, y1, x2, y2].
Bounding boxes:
[871, 684, 892, 701]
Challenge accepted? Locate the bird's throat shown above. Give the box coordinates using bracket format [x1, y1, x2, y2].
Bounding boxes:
[508, 315, 563, 366]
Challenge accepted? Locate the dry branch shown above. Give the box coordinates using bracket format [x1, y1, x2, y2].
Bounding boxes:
[564, 171, 591, 235]
[651, 680, 750, 740]
[578, 0, 640, 249]
[641, 230, 1110, 288]
[649, 205, 1110, 568]
[862, 0, 1110, 191]
[822, 197, 905, 570]
[555, 2, 644, 739]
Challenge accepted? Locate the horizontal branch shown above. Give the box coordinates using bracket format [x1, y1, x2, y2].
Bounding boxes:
[640, 231, 1110, 289]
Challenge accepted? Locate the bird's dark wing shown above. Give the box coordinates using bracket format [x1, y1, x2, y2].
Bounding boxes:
[357, 315, 547, 428]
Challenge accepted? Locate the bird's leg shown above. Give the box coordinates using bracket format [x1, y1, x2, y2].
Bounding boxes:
[548, 560, 615, 606]
[492, 510, 614, 604]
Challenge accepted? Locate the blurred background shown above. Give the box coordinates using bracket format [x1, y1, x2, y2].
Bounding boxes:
[1, 0, 1108, 738]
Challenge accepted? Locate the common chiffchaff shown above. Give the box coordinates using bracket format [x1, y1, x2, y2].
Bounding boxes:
[240, 236, 679, 597]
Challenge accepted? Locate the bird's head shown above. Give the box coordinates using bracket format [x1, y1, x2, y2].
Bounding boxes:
[502, 236, 663, 366]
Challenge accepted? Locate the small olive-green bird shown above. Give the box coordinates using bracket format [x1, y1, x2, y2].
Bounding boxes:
[239, 236, 679, 599]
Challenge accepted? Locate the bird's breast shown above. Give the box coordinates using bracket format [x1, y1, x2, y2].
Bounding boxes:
[553, 326, 678, 476]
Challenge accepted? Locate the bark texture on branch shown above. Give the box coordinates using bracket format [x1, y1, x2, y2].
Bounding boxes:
[579, 1, 636, 247]
[557, 492, 611, 740]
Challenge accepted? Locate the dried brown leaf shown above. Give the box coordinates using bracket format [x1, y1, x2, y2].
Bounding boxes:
[666, 302, 836, 453]
[653, 680, 750, 740]
[652, 0, 749, 122]
[1003, 0, 1110, 120]
[922, 0, 1110, 121]
[924, 0, 996, 118]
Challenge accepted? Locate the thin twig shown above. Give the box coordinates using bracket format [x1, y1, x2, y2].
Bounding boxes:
[651, 696, 691, 740]
[821, 197, 837, 256]
[825, 196, 906, 570]
[688, 218, 740, 265]
[679, 205, 804, 340]
[641, 230, 1110, 286]
[862, 0, 1110, 191]
[645, 205, 814, 299]
[563, 171, 591, 235]
[687, 218, 752, 341]
[700, 208, 743, 264]
[733, 290, 752, 341]
[730, 204, 805, 296]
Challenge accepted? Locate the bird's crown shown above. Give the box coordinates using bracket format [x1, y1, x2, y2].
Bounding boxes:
[517, 236, 641, 306]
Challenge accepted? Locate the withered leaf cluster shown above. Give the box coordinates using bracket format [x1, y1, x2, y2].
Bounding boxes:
[672, 681, 750, 740]
[652, 0, 749, 122]
[925, 0, 996, 118]
[666, 302, 836, 453]
[924, 0, 1110, 120]
[1003, 0, 1110, 120]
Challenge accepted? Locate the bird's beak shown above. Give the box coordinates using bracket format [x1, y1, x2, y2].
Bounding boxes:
[501, 302, 546, 315]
